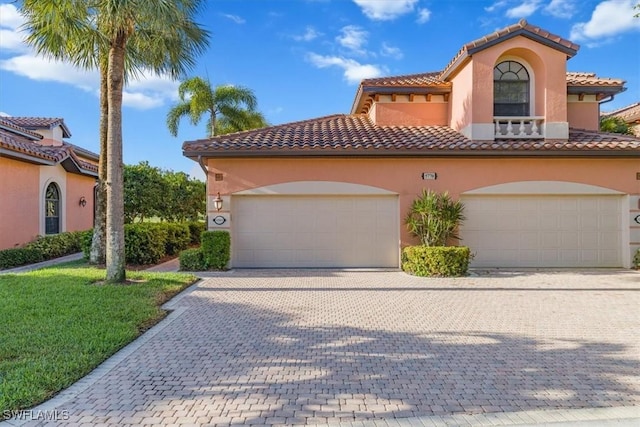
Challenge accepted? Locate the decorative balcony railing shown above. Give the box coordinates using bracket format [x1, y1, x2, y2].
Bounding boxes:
[494, 116, 544, 139]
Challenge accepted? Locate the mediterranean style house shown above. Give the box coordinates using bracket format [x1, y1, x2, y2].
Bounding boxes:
[0, 116, 98, 250]
[183, 20, 640, 269]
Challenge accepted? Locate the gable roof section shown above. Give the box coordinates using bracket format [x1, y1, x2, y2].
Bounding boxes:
[0, 119, 97, 176]
[183, 114, 640, 158]
[441, 19, 579, 80]
[2, 117, 72, 138]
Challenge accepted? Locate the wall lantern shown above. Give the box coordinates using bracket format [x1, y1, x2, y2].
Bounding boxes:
[213, 192, 223, 212]
[79, 196, 87, 207]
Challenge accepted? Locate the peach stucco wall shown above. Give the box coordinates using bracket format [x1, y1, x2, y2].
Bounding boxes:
[373, 102, 448, 126]
[0, 157, 40, 249]
[207, 157, 639, 247]
[447, 35, 569, 129]
[65, 173, 95, 232]
[567, 102, 599, 131]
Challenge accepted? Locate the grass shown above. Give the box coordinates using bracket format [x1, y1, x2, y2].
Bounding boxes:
[0, 261, 197, 415]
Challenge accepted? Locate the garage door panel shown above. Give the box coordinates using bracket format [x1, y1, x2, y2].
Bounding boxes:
[461, 195, 622, 267]
[233, 195, 398, 268]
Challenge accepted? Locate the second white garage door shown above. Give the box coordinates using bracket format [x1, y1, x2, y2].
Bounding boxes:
[233, 195, 399, 268]
[460, 195, 623, 268]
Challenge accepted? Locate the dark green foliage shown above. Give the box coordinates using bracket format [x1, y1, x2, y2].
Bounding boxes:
[124, 162, 205, 224]
[600, 116, 633, 135]
[634, 249, 640, 269]
[163, 223, 191, 255]
[201, 231, 230, 270]
[124, 224, 168, 265]
[0, 248, 44, 269]
[0, 230, 90, 270]
[186, 221, 206, 245]
[402, 246, 471, 277]
[179, 248, 206, 271]
[405, 190, 465, 246]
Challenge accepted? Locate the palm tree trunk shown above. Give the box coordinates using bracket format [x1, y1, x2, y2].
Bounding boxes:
[105, 33, 127, 283]
[210, 108, 216, 137]
[90, 70, 108, 264]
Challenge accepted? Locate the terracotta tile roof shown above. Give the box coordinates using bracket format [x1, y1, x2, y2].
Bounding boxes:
[360, 71, 449, 88]
[441, 19, 579, 80]
[0, 117, 44, 140]
[2, 116, 72, 138]
[183, 114, 640, 157]
[0, 121, 97, 174]
[603, 102, 640, 121]
[566, 72, 625, 87]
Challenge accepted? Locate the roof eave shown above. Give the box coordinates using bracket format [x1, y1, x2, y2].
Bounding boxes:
[0, 148, 56, 165]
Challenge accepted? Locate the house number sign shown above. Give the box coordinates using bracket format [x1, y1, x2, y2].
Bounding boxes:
[635, 214, 640, 225]
[212, 215, 227, 226]
[422, 172, 437, 180]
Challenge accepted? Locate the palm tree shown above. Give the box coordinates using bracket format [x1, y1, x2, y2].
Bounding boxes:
[21, 0, 209, 282]
[167, 77, 268, 137]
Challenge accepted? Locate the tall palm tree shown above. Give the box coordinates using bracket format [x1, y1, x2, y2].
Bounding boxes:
[167, 77, 268, 137]
[21, 0, 209, 282]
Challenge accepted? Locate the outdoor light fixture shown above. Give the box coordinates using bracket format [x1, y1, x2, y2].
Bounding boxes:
[213, 192, 223, 211]
[79, 196, 87, 207]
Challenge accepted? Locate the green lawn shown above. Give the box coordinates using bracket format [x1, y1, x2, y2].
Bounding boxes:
[0, 262, 197, 415]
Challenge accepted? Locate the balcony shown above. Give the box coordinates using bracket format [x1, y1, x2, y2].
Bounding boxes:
[494, 116, 544, 139]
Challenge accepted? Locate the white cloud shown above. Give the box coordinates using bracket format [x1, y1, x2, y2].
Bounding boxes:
[380, 42, 403, 59]
[352, 0, 418, 21]
[485, 0, 509, 12]
[570, 0, 640, 41]
[0, 28, 28, 52]
[544, 0, 576, 18]
[0, 111, 11, 117]
[0, 4, 23, 30]
[220, 13, 245, 24]
[416, 8, 432, 24]
[506, 0, 542, 18]
[306, 53, 385, 84]
[0, 54, 179, 110]
[336, 25, 369, 54]
[293, 26, 322, 42]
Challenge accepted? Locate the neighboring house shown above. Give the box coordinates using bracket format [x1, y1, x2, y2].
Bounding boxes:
[0, 117, 98, 250]
[603, 102, 640, 137]
[183, 20, 640, 269]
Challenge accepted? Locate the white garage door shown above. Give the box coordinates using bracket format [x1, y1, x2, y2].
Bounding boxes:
[233, 195, 399, 268]
[460, 195, 623, 267]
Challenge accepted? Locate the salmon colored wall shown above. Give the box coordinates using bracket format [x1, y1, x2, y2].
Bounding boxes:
[567, 102, 599, 130]
[207, 157, 639, 246]
[65, 173, 95, 232]
[373, 102, 448, 126]
[449, 61, 474, 131]
[0, 158, 40, 249]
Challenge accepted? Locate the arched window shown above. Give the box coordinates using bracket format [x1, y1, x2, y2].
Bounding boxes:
[45, 182, 60, 234]
[494, 60, 530, 116]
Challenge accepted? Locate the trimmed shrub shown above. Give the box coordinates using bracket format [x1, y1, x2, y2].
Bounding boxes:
[0, 248, 44, 269]
[201, 231, 230, 270]
[164, 223, 190, 255]
[634, 249, 640, 269]
[124, 223, 168, 265]
[402, 245, 471, 277]
[179, 248, 206, 271]
[25, 231, 87, 260]
[186, 221, 206, 245]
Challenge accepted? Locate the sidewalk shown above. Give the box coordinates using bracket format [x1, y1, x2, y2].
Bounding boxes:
[0, 252, 84, 275]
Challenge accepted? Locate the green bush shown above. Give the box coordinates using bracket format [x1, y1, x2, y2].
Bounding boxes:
[402, 245, 471, 277]
[0, 248, 44, 269]
[164, 223, 190, 255]
[634, 249, 640, 269]
[186, 221, 206, 245]
[201, 231, 230, 270]
[124, 223, 168, 265]
[179, 248, 207, 271]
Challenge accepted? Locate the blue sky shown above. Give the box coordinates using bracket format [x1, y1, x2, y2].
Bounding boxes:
[1, 0, 639, 180]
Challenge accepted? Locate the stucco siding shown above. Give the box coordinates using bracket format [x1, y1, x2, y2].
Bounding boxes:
[0, 157, 40, 249]
[567, 101, 599, 131]
[373, 102, 448, 126]
[66, 173, 95, 232]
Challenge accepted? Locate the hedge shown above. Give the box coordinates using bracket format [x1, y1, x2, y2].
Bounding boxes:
[0, 230, 90, 270]
[201, 230, 230, 270]
[402, 245, 471, 277]
[186, 221, 206, 245]
[179, 248, 207, 271]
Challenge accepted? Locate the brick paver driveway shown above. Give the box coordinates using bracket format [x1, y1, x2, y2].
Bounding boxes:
[21, 270, 640, 425]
